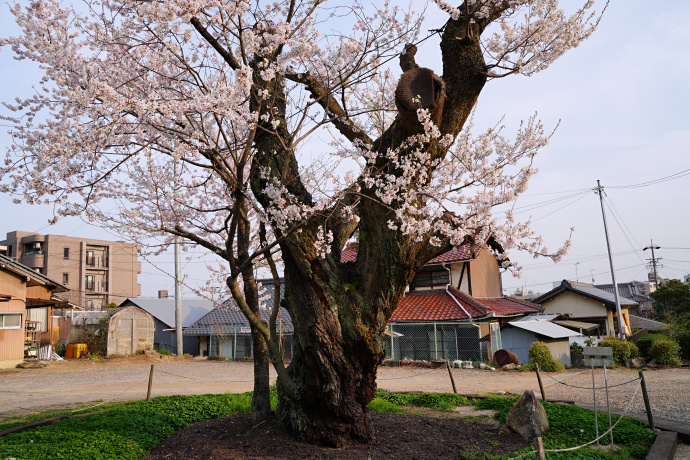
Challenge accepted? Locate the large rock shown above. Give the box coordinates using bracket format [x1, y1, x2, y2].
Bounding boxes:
[505, 390, 549, 440]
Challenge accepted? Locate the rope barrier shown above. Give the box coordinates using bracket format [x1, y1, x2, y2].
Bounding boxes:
[377, 369, 439, 380]
[506, 378, 643, 460]
[0, 385, 136, 415]
[153, 368, 277, 383]
[541, 370, 640, 390]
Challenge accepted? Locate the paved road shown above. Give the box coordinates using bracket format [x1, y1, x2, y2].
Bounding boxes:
[1, 358, 688, 427]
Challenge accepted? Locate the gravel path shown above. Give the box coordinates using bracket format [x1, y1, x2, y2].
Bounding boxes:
[1, 358, 688, 426]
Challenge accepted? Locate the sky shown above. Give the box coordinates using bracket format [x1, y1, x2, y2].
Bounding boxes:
[1, 1, 689, 299]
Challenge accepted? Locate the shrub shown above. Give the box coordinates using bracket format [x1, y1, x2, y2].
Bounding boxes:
[598, 337, 639, 366]
[635, 334, 668, 360]
[669, 313, 690, 360]
[158, 348, 173, 356]
[649, 339, 682, 366]
[528, 342, 564, 372]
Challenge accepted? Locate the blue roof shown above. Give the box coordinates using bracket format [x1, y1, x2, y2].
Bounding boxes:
[121, 297, 216, 328]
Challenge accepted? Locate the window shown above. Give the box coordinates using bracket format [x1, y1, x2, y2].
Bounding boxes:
[85, 275, 94, 290]
[413, 269, 450, 289]
[63, 247, 69, 258]
[0, 313, 22, 329]
[86, 250, 94, 266]
[63, 273, 69, 284]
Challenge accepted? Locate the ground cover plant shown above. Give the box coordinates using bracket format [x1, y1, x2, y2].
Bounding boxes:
[1, 391, 657, 459]
[477, 396, 657, 459]
[0, 393, 258, 460]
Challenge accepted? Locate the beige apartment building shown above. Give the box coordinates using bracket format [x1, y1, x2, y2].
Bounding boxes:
[0, 231, 141, 310]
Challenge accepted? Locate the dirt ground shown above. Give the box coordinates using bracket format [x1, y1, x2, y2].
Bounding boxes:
[1, 357, 689, 426]
[141, 412, 529, 460]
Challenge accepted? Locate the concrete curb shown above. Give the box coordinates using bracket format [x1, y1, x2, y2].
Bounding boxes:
[646, 431, 678, 460]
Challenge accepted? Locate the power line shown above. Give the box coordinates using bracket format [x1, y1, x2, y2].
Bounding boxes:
[608, 167, 690, 189]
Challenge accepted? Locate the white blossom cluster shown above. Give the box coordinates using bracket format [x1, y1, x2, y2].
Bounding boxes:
[430, 0, 606, 77]
[0, 0, 589, 281]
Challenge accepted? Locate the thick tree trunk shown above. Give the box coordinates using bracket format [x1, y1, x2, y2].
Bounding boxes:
[275, 255, 386, 447]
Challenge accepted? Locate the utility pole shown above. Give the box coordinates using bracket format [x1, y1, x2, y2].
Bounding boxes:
[575, 262, 580, 282]
[596, 180, 626, 340]
[174, 160, 183, 357]
[643, 240, 661, 291]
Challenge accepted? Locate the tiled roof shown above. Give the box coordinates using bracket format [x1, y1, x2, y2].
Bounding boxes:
[535, 280, 638, 307]
[595, 283, 652, 303]
[340, 243, 359, 263]
[389, 287, 542, 322]
[477, 297, 542, 316]
[390, 288, 486, 322]
[340, 241, 478, 265]
[183, 281, 293, 335]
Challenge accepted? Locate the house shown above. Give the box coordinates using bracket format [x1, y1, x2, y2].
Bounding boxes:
[534, 280, 636, 338]
[341, 238, 544, 362]
[596, 281, 653, 316]
[1, 231, 141, 310]
[183, 279, 293, 359]
[500, 314, 583, 365]
[119, 295, 215, 355]
[0, 253, 69, 368]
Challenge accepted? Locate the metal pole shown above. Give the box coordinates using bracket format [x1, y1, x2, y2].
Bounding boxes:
[639, 370, 655, 431]
[233, 326, 237, 360]
[596, 180, 626, 340]
[174, 159, 183, 356]
[434, 323, 438, 360]
[604, 364, 613, 445]
[644, 241, 661, 291]
[592, 358, 599, 445]
[390, 324, 395, 360]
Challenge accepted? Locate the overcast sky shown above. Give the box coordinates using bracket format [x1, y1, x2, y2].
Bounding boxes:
[1, 1, 688, 299]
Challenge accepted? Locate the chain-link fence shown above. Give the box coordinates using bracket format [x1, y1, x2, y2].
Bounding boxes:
[209, 324, 294, 361]
[384, 322, 502, 362]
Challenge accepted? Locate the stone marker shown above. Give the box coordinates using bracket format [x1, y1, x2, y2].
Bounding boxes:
[505, 390, 549, 440]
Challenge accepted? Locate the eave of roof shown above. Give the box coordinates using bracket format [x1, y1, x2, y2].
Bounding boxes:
[0, 253, 69, 293]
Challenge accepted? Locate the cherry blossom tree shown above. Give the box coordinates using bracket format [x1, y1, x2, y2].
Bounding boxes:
[1, 0, 605, 447]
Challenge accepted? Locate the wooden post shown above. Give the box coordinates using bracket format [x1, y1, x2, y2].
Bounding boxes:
[535, 436, 546, 460]
[535, 363, 547, 402]
[639, 370, 655, 431]
[147, 364, 154, 401]
[445, 360, 458, 394]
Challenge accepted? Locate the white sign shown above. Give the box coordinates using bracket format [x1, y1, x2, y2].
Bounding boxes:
[240, 327, 251, 333]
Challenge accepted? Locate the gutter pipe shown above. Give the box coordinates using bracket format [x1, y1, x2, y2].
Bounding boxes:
[442, 262, 475, 323]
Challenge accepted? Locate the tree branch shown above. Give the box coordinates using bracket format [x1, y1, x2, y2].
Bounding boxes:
[190, 16, 240, 70]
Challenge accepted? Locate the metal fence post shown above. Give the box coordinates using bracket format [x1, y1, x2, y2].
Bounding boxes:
[233, 326, 237, 359]
[433, 323, 438, 360]
[390, 324, 394, 360]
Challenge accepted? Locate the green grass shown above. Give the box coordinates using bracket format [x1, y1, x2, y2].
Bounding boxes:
[0, 391, 656, 460]
[476, 396, 657, 459]
[0, 393, 256, 459]
[374, 389, 470, 410]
